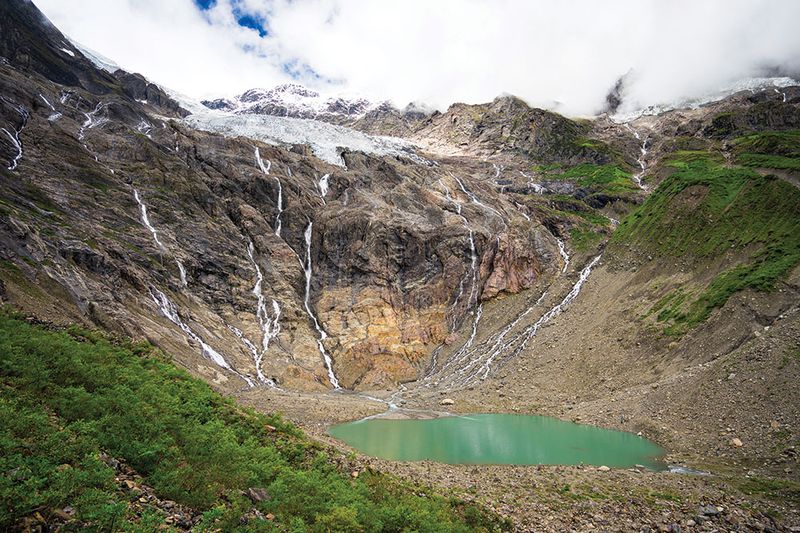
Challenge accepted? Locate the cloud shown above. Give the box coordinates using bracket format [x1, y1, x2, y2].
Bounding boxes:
[34, 0, 800, 116]
[34, 0, 294, 99]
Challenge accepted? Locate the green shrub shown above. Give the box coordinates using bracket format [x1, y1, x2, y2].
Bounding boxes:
[0, 311, 507, 531]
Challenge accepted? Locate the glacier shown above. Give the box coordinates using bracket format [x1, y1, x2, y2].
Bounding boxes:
[183, 110, 426, 167]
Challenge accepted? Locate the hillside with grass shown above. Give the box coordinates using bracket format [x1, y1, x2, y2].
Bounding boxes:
[610, 131, 800, 336]
[0, 310, 508, 532]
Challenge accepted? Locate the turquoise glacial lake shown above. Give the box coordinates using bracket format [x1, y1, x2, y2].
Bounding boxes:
[329, 413, 665, 470]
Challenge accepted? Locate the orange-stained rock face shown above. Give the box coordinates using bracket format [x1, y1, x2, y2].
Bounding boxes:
[318, 286, 447, 388]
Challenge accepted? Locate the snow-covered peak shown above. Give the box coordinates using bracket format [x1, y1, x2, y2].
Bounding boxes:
[201, 84, 378, 122]
[612, 76, 798, 122]
[242, 84, 320, 102]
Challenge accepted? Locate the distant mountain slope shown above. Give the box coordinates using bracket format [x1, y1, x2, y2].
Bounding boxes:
[201, 84, 377, 125]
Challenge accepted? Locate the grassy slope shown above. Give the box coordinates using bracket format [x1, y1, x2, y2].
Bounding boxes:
[611, 138, 800, 335]
[0, 311, 508, 532]
[534, 162, 639, 195]
[732, 129, 800, 170]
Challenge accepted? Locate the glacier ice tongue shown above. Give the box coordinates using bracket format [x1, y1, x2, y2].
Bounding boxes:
[185, 110, 425, 167]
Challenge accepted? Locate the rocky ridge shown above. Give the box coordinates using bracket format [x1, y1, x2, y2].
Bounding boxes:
[201, 84, 377, 125]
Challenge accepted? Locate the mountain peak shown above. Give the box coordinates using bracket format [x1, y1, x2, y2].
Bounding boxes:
[200, 83, 376, 124]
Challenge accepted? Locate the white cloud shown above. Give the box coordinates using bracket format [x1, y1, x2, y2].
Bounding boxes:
[34, 0, 294, 99]
[34, 0, 800, 116]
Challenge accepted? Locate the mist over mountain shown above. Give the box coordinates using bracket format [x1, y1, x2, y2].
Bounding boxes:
[35, 0, 800, 116]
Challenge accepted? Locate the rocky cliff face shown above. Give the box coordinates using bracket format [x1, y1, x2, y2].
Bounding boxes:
[1, 0, 797, 399]
[0, 0, 595, 393]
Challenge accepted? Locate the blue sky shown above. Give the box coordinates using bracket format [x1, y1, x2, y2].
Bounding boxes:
[194, 0, 269, 37]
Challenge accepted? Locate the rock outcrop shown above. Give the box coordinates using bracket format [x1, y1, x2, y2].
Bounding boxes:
[0, 0, 581, 392]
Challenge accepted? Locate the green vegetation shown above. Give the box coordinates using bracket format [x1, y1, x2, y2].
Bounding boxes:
[737, 477, 800, 508]
[0, 311, 507, 532]
[542, 195, 612, 226]
[643, 288, 692, 324]
[524, 163, 637, 242]
[572, 137, 619, 161]
[540, 163, 638, 194]
[569, 227, 605, 252]
[662, 136, 712, 153]
[732, 130, 800, 170]
[737, 154, 800, 170]
[613, 151, 800, 336]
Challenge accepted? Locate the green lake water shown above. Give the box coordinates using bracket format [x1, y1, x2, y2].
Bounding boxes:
[329, 413, 665, 469]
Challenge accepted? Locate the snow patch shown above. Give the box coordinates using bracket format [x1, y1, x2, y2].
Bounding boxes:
[68, 39, 120, 73]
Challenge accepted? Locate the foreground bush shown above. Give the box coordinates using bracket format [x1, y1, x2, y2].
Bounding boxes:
[0, 310, 508, 531]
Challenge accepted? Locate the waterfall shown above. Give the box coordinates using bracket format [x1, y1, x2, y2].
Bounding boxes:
[177, 261, 188, 287]
[1, 127, 22, 171]
[227, 241, 281, 388]
[302, 222, 340, 388]
[464, 305, 483, 350]
[1, 99, 28, 171]
[78, 102, 107, 141]
[515, 203, 531, 221]
[133, 189, 164, 249]
[432, 292, 545, 387]
[466, 228, 479, 307]
[274, 174, 283, 237]
[492, 163, 503, 178]
[38, 94, 61, 121]
[318, 173, 330, 200]
[439, 179, 462, 215]
[247, 241, 282, 354]
[520, 171, 545, 195]
[254, 146, 271, 174]
[136, 190, 249, 385]
[512, 255, 602, 354]
[136, 119, 153, 138]
[254, 147, 283, 237]
[452, 174, 506, 228]
[133, 189, 189, 287]
[448, 222, 480, 330]
[454, 175, 482, 206]
[39, 94, 55, 110]
[429, 254, 602, 389]
[556, 238, 570, 273]
[438, 179, 483, 337]
[149, 287, 253, 387]
[625, 124, 649, 190]
[471, 255, 601, 383]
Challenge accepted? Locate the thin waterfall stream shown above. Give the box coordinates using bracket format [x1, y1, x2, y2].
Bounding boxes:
[254, 147, 283, 237]
[0, 97, 28, 171]
[302, 222, 341, 389]
[133, 188, 250, 386]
